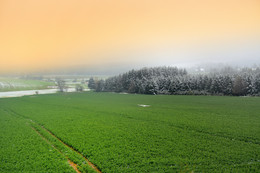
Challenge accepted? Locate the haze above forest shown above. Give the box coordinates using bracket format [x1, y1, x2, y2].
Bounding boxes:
[0, 0, 259, 75]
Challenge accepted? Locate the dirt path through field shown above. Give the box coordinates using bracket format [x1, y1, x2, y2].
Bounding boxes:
[4, 107, 101, 173]
[40, 125, 102, 173]
[68, 160, 81, 173]
[31, 126, 81, 173]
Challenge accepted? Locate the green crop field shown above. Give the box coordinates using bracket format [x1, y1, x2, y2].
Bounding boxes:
[0, 92, 260, 172]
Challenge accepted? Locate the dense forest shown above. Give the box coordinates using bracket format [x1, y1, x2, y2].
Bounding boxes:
[88, 66, 260, 96]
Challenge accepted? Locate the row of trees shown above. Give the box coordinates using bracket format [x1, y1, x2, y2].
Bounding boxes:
[56, 78, 84, 92]
[89, 66, 260, 96]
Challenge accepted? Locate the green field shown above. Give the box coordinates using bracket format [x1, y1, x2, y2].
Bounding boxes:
[0, 77, 54, 92]
[0, 92, 260, 172]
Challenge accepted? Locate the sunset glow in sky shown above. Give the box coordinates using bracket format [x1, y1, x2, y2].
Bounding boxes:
[0, 0, 260, 74]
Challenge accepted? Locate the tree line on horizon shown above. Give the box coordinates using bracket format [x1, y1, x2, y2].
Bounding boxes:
[88, 66, 260, 96]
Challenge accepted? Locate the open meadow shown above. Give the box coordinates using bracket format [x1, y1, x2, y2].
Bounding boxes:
[0, 92, 260, 172]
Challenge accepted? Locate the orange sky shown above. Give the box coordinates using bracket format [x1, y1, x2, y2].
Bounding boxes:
[0, 0, 260, 74]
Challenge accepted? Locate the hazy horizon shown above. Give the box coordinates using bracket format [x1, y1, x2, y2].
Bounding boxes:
[1, 0, 260, 75]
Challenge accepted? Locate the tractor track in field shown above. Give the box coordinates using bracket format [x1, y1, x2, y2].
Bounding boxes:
[38, 124, 102, 173]
[31, 126, 81, 173]
[68, 160, 81, 173]
[4, 107, 102, 173]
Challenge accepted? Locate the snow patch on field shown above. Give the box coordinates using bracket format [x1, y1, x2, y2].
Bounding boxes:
[0, 89, 58, 98]
[0, 81, 37, 88]
[0, 88, 90, 98]
[138, 104, 151, 107]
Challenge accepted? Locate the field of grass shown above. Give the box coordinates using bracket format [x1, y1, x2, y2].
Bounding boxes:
[0, 92, 260, 172]
[0, 108, 75, 172]
[0, 77, 54, 92]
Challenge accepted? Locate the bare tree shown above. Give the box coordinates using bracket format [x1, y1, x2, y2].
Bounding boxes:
[56, 78, 67, 92]
[75, 84, 84, 92]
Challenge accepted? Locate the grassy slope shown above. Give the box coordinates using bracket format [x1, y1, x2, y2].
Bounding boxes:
[0, 77, 54, 92]
[0, 92, 260, 172]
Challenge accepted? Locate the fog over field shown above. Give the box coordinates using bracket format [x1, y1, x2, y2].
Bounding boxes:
[0, 0, 260, 75]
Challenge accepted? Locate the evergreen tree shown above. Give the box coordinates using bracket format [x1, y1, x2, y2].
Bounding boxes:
[88, 77, 96, 89]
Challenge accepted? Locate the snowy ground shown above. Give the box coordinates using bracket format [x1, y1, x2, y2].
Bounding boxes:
[0, 88, 90, 98]
[0, 78, 54, 92]
[0, 81, 39, 88]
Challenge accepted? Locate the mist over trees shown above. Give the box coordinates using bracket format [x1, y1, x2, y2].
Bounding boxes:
[90, 66, 260, 96]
